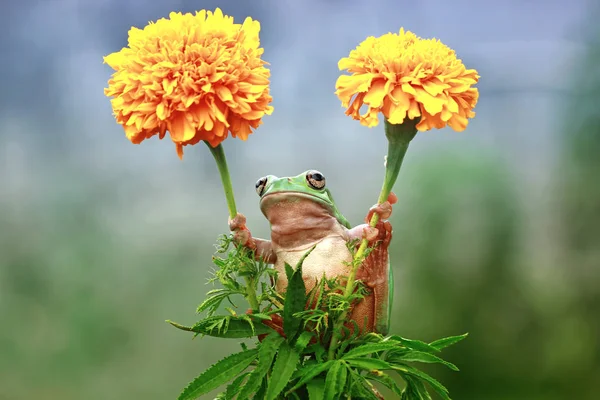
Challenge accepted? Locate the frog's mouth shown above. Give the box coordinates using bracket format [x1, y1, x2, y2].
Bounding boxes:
[260, 191, 334, 214]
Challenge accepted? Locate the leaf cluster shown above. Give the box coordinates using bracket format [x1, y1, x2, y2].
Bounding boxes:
[169, 235, 467, 399]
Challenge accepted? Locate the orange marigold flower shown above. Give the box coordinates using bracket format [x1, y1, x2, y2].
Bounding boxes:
[335, 28, 479, 132]
[104, 9, 273, 159]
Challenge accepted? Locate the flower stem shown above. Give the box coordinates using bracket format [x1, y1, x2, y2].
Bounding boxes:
[206, 142, 260, 311]
[206, 142, 238, 219]
[327, 119, 417, 360]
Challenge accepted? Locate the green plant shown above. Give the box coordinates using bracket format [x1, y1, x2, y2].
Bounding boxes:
[169, 235, 467, 400]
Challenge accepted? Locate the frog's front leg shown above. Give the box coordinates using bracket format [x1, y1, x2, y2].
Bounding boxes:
[347, 193, 396, 334]
[345, 192, 396, 243]
[228, 213, 277, 264]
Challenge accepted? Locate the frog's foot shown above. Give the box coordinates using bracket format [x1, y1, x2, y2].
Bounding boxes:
[373, 219, 392, 247]
[228, 213, 254, 248]
[228, 212, 248, 231]
[347, 224, 379, 244]
[365, 192, 397, 222]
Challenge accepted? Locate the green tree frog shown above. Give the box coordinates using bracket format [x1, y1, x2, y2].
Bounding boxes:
[229, 170, 395, 335]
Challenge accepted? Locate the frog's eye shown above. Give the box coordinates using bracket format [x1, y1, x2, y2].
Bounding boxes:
[306, 170, 326, 190]
[255, 176, 269, 196]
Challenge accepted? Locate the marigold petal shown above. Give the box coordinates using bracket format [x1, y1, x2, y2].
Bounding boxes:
[216, 85, 233, 102]
[414, 87, 445, 115]
[386, 102, 408, 125]
[423, 80, 447, 96]
[156, 103, 168, 120]
[447, 114, 469, 131]
[363, 79, 387, 108]
[407, 101, 421, 120]
[104, 52, 127, 68]
[345, 92, 366, 120]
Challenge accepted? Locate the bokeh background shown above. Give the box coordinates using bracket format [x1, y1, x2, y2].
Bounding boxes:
[1, 0, 599, 399]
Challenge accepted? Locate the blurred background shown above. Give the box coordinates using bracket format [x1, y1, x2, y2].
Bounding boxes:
[1, 0, 598, 399]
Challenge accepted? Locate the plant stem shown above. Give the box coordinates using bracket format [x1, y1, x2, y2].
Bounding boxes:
[206, 142, 238, 218]
[206, 142, 260, 311]
[327, 119, 417, 360]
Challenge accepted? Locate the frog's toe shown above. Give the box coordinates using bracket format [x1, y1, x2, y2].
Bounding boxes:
[232, 229, 251, 246]
[387, 191, 398, 205]
[228, 212, 247, 231]
[380, 220, 393, 246]
[366, 201, 393, 222]
[362, 226, 380, 242]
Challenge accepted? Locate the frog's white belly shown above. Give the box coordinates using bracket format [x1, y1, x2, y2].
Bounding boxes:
[273, 235, 352, 291]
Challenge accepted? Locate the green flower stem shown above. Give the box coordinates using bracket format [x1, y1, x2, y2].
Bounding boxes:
[206, 141, 260, 311]
[328, 119, 417, 360]
[206, 142, 238, 219]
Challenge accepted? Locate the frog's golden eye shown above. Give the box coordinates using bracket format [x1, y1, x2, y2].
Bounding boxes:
[255, 176, 268, 196]
[306, 170, 326, 190]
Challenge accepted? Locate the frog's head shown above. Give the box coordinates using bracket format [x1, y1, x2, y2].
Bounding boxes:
[255, 170, 351, 229]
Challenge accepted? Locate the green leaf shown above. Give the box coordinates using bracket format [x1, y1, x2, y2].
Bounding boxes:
[196, 288, 239, 316]
[286, 360, 334, 394]
[283, 262, 307, 339]
[394, 364, 450, 400]
[342, 342, 402, 359]
[389, 350, 459, 371]
[400, 375, 432, 400]
[387, 336, 440, 354]
[178, 348, 258, 400]
[324, 361, 347, 400]
[406, 375, 433, 400]
[350, 373, 380, 400]
[266, 341, 301, 400]
[222, 372, 250, 400]
[346, 357, 392, 371]
[254, 377, 268, 400]
[248, 313, 273, 321]
[237, 333, 284, 400]
[294, 331, 314, 353]
[307, 379, 326, 400]
[367, 372, 403, 397]
[172, 316, 272, 338]
[429, 333, 468, 351]
[306, 343, 326, 363]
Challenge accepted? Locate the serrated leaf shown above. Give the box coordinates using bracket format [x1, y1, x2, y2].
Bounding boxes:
[388, 336, 440, 354]
[346, 357, 392, 371]
[184, 316, 272, 338]
[248, 313, 272, 321]
[306, 343, 326, 363]
[350, 373, 380, 400]
[342, 342, 402, 359]
[307, 379, 325, 400]
[254, 377, 268, 399]
[237, 333, 284, 400]
[294, 331, 314, 353]
[283, 262, 307, 339]
[394, 364, 450, 400]
[406, 375, 433, 400]
[390, 350, 459, 371]
[286, 360, 334, 394]
[367, 372, 403, 397]
[266, 341, 300, 400]
[178, 348, 258, 400]
[429, 333, 468, 350]
[196, 289, 237, 315]
[222, 372, 250, 400]
[324, 361, 347, 400]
